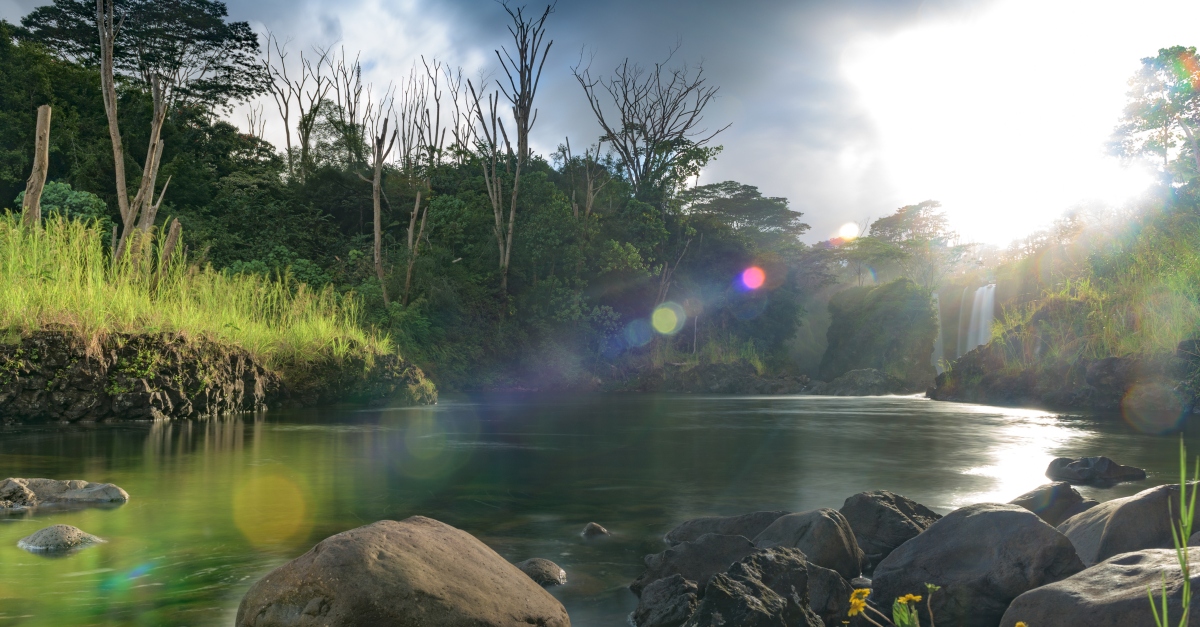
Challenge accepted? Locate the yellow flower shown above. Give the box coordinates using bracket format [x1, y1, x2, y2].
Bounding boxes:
[848, 597, 866, 617]
[1015, 623, 1028, 627]
[850, 588, 870, 602]
[898, 593, 923, 604]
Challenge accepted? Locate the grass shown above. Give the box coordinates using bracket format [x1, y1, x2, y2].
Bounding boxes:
[0, 214, 392, 370]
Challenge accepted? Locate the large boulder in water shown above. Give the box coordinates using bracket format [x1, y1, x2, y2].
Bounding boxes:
[1057, 483, 1182, 565]
[664, 511, 789, 546]
[752, 509, 864, 579]
[872, 503, 1084, 627]
[17, 524, 103, 552]
[1009, 481, 1096, 527]
[839, 491, 940, 573]
[806, 563, 853, 627]
[1045, 456, 1147, 485]
[1000, 548, 1200, 627]
[684, 547, 823, 627]
[631, 533, 757, 597]
[235, 517, 570, 627]
[0, 478, 128, 509]
[632, 575, 700, 627]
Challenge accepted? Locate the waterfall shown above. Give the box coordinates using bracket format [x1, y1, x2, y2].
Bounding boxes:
[958, 283, 996, 357]
[955, 286, 971, 358]
[931, 292, 945, 374]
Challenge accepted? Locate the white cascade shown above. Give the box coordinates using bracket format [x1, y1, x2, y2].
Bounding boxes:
[931, 292, 945, 374]
[960, 284, 996, 357]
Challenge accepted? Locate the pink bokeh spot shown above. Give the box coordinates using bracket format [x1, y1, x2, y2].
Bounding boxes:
[742, 266, 766, 289]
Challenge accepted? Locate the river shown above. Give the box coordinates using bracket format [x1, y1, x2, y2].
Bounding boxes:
[0, 394, 1193, 626]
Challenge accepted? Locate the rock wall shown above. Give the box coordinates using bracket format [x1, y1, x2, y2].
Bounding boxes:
[0, 331, 435, 423]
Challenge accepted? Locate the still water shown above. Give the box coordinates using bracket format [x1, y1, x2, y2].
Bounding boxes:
[0, 394, 1194, 626]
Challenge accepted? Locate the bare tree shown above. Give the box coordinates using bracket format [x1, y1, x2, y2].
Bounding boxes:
[264, 38, 332, 180]
[361, 89, 397, 305]
[262, 33, 294, 171]
[244, 102, 266, 140]
[97, 0, 131, 239]
[572, 45, 728, 201]
[558, 137, 609, 221]
[330, 48, 367, 167]
[22, 105, 52, 228]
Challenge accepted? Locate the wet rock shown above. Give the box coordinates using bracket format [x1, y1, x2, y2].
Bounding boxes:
[752, 508, 864, 579]
[235, 517, 569, 627]
[684, 547, 823, 627]
[631, 533, 756, 597]
[0, 478, 129, 510]
[820, 369, 907, 396]
[1057, 483, 1182, 565]
[873, 503, 1083, 627]
[664, 511, 790, 546]
[515, 558, 566, 586]
[17, 524, 102, 552]
[1000, 548, 1200, 627]
[806, 563, 853, 627]
[839, 491, 940, 574]
[631, 574, 699, 627]
[1045, 456, 1147, 485]
[1009, 481, 1089, 527]
[582, 522, 609, 538]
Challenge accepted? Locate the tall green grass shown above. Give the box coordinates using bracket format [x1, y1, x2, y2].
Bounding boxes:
[0, 215, 391, 369]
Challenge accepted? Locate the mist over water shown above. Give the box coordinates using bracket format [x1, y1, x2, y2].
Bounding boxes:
[0, 395, 1193, 626]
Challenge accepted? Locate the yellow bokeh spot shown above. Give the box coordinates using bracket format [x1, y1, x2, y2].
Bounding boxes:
[652, 303, 686, 335]
[838, 222, 861, 240]
[233, 474, 311, 547]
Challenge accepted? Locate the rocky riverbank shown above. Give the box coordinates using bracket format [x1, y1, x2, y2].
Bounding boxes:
[0, 331, 436, 422]
[623, 361, 915, 396]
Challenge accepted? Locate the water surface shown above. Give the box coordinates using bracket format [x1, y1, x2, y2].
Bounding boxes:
[0, 394, 1193, 626]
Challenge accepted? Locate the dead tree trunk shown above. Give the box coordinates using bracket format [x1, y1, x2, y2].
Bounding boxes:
[97, 0, 130, 229]
[369, 116, 397, 306]
[22, 105, 51, 228]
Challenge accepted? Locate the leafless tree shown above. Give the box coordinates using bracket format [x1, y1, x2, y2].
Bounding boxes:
[558, 137, 609, 222]
[264, 37, 332, 180]
[572, 45, 728, 200]
[244, 102, 266, 140]
[22, 105, 51, 228]
[361, 88, 397, 305]
[330, 48, 367, 166]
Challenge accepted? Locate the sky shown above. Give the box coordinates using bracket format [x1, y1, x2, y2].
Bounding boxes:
[3, 0, 1199, 245]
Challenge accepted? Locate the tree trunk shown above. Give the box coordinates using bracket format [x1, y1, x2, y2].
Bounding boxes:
[402, 190, 427, 306]
[1179, 120, 1200, 177]
[97, 0, 130, 228]
[373, 159, 389, 306]
[22, 105, 51, 228]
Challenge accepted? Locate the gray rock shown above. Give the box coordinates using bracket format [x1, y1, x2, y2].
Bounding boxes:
[0, 478, 128, 509]
[631, 574, 699, 627]
[821, 369, 906, 396]
[752, 508, 864, 579]
[1045, 456, 1147, 485]
[582, 522, 609, 538]
[1009, 481, 1087, 527]
[631, 533, 757, 597]
[684, 547, 823, 627]
[839, 491, 940, 573]
[17, 524, 103, 552]
[1190, 531, 1200, 547]
[664, 511, 789, 546]
[235, 517, 570, 627]
[1000, 548, 1200, 627]
[806, 563, 853, 627]
[873, 503, 1084, 627]
[1057, 483, 1182, 565]
[515, 558, 566, 586]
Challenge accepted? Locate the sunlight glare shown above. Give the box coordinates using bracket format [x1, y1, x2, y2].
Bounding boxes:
[838, 222, 860, 240]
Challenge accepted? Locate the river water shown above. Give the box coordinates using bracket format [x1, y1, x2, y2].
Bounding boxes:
[0, 394, 1194, 626]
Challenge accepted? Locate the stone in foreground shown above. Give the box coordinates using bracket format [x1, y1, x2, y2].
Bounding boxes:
[17, 524, 103, 552]
[0, 478, 129, 509]
[1009, 481, 1095, 527]
[752, 508, 864, 579]
[1045, 456, 1147, 485]
[1057, 483, 1181, 565]
[684, 547, 823, 627]
[1000, 548, 1200, 627]
[872, 503, 1083, 627]
[515, 558, 566, 586]
[630, 533, 756, 597]
[235, 517, 570, 627]
[839, 491, 940, 574]
[664, 511, 789, 546]
[631, 574, 699, 627]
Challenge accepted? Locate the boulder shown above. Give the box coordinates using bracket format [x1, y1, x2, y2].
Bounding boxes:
[0, 478, 128, 509]
[1000, 548, 1200, 627]
[684, 547, 823, 627]
[17, 524, 103, 552]
[1045, 456, 1147, 485]
[806, 563, 853, 627]
[664, 511, 789, 546]
[839, 491, 940, 573]
[515, 558, 566, 586]
[1057, 483, 1182, 565]
[582, 522, 609, 538]
[752, 509, 864, 579]
[631, 533, 756, 597]
[872, 503, 1084, 627]
[631, 575, 699, 627]
[235, 517, 570, 627]
[821, 369, 906, 396]
[1009, 482, 1089, 527]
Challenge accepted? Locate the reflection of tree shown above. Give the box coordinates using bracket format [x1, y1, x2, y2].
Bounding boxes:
[144, 417, 249, 465]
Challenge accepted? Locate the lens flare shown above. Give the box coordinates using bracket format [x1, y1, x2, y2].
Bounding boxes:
[624, 319, 653, 347]
[1121, 383, 1187, 434]
[233, 473, 311, 547]
[838, 222, 861, 240]
[652, 302, 686, 335]
[741, 267, 766, 290]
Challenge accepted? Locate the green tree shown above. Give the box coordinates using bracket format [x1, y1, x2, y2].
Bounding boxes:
[1112, 46, 1200, 180]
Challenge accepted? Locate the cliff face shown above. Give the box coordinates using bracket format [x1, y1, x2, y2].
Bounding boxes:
[0, 331, 435, 423]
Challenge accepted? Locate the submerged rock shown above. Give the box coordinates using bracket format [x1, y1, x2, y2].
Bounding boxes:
[515, 558, 566, 586]
[632, 574, 699, 627]
[1057, 483, 1182, 565]
[631, 533, 757, 597]
[1045, 456, 1147, 485]
[752, 508, 864, 579]
[581, 522, 610, 538]
[664, 511, 789, 546]
[1009, 481, 1095, 527]
[872, 503, 1083, 627]
[839, 491, 940, 574]
[0, 478, 128, 510]
[17, 524, 103, 552]
[684, 547, 823, 627]
[235, 517, 569, 627]
[1001, 548, 1200, 627]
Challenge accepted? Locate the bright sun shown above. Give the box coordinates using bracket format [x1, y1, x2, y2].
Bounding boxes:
[840, 0, 1199, 246]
